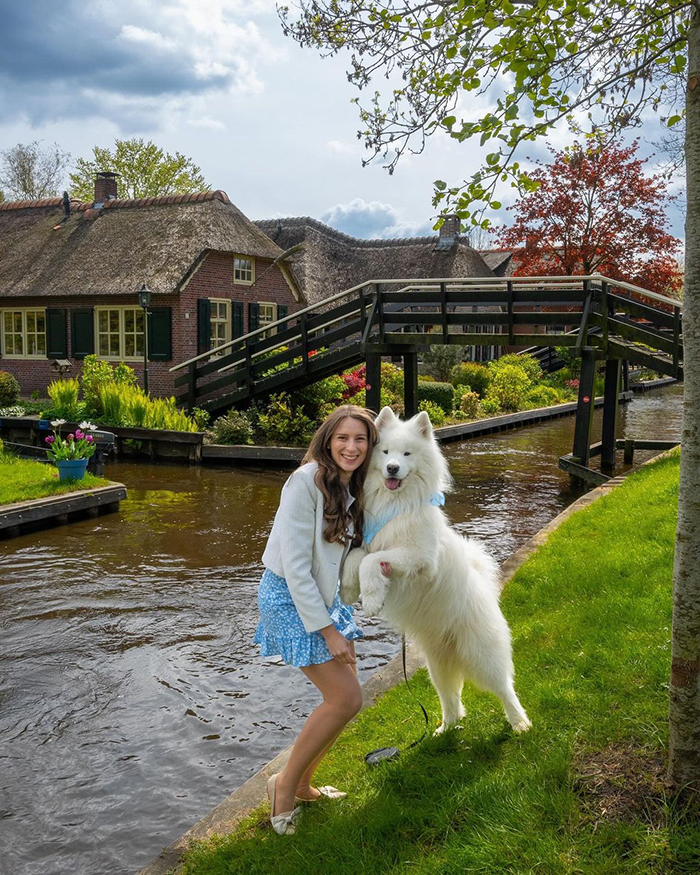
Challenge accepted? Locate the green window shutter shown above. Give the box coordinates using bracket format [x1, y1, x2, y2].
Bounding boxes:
[248, 302, 259, 333]
[71, 308, 94, 359]
[148, 307, 172, 361]
[232, 301, 244, 338]
[197, 298, 211, 354]
[46, 309, 68, 358]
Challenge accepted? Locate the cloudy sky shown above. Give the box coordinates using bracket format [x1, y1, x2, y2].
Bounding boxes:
[0, 0, 686, 240]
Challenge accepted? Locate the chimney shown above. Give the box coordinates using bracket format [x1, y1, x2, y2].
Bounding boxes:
[94, 172, 119, 205]
[434, 214, 460, 251]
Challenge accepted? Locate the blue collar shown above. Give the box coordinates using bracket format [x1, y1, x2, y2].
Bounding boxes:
[363, 492, 445, 544]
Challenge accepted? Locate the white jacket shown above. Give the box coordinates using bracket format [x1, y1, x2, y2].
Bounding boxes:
[262, 461, 354, 633]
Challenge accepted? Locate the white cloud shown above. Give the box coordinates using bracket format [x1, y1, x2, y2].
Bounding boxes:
[322, 197, 434, 239]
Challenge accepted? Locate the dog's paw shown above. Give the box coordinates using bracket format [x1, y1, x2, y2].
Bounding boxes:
[360, 588, 385, 617]
[511, 717, 532, 734]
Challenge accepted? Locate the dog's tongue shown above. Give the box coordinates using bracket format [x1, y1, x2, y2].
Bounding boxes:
[385, 478, 401, 491]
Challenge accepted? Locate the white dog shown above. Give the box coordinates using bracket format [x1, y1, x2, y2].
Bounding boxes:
[341, 407, 531, 734]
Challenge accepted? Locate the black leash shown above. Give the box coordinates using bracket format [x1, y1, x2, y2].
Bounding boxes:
[364, 635, 430, 766]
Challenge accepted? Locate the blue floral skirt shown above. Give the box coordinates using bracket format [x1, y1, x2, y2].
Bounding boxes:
[254, 569, 363, 667]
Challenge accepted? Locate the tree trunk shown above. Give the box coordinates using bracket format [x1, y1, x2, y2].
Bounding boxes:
[668, 6, 700, 790]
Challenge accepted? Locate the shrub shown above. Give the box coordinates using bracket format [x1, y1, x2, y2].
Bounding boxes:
[352, 386, 401, 414]
[190, 408, 211, 431]
[257, 393, 314, 446]
[209, 410, 254, 445]
[97, 382, 199, 431]
[420, 344, 469, 382]
[47, 378, 84, 421]
[418, 399, 446, 426]
[293, 374, 346, 418]
[480, 396, 501, 416]
[417, 381, 454, 413]
[81, 355, 137, 416]
[458, 390, 480, 419]
[554, 347, 582, 377]
[0, 371, 21, 406]
[342, 365, 366, 398]
[418, 374, 435, 382]
[380, 361, 405, 397]
[525, 385, 563, 408]
[490, 353, 542, 386]
[450, 362, 490, 396]
[0, 405, 26, 417]
[485, 364, 530, 411]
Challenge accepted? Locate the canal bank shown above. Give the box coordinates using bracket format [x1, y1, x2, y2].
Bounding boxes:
[0, 384, 684, 875]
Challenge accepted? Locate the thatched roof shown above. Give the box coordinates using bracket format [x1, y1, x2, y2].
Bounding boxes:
[479, 249, 514, 276]
[254, 216, 500, 305]
[0, 190, 285, 298]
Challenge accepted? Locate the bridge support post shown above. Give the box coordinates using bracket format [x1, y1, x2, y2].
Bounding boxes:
[601, 358, 622, 472]
[365, 350, 382, 413]
[404, 352, 418, 419]
[572, 347, 597, 466]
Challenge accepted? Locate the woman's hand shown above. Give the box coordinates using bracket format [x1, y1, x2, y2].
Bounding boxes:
[320, 626, 356, 665]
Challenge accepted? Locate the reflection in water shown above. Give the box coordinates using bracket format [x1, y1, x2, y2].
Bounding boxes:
[0, 385, 683, 875]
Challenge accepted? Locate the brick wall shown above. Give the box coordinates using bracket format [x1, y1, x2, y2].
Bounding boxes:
[0, 251, 301, 399]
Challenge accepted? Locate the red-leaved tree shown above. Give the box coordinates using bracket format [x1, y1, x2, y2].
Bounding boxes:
[497, 138, 683, 298]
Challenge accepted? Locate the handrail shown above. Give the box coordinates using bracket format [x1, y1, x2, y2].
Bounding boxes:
[170, 273, 682, 373]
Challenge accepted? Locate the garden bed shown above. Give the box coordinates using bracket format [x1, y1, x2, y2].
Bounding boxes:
[0, 415, 204, 462]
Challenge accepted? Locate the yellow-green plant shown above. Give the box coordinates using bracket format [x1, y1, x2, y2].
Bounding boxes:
[47, 378, 82, 421]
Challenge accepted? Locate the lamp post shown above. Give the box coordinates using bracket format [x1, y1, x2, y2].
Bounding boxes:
[138, 282, 152, 395]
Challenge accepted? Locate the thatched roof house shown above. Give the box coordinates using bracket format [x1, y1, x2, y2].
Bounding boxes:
[254, 215, 511, 305]
[0, 178, 302, 396]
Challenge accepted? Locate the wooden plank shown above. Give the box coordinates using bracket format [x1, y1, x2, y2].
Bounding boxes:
[0, 484, 127, 531]
[383, 332, 577, 347]
[606, 315, 676, 355]
[202, 444, 304, 462]
[608, 292, 677, 329]
[558, 455, 611, 486]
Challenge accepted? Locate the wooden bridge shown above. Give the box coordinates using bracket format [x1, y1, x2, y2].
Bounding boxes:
[170, 274, 682, 482]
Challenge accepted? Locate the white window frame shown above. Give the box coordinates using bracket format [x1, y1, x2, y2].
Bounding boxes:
[258, 302, 278, 339]
[209, 298, 231, 355]
[94, 307, 145, 361]
[0, 308, 47, 359]
[233, 255, 254, 285]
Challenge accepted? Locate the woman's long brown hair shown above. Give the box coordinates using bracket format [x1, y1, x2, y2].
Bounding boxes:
[302, 405, 378, 547]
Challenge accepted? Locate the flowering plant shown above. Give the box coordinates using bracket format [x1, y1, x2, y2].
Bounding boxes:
[45, 420, 98, 462]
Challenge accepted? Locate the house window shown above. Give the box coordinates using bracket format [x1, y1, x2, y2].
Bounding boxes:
[95, 307, 144, 360]
[258, 302, 278, 338]
[210, 299, 231, 352]
[234, 256, 254, 284]
[1, 309, 46, 358]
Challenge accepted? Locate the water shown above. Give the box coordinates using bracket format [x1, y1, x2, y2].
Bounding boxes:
[0, 385, 683, 875]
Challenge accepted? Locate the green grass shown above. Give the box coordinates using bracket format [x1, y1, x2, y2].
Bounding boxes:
[0, 453, 104, 505]
[182, 451, 699, 874]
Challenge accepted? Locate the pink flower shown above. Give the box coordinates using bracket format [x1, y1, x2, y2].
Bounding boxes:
[45, 435, 55, 444]
[67, 433, 75, 441]
[75, 429, 84, 439]
[86, 435, 94, 443]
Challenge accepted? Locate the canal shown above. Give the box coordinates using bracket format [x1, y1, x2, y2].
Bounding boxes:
[0, 385, 684, 875]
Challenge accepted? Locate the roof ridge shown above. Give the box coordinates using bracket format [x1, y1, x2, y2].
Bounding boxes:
[254, 215, 459, 248]
[0, 189, 230, 213]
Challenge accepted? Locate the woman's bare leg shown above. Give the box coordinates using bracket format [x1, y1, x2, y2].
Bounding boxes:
[272, 652, 362, 816]
[295, 643, 359, 799]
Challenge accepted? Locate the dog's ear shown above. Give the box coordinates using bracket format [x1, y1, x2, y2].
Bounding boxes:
[412, 410, 433, 438]
[375, 406, 396, 430]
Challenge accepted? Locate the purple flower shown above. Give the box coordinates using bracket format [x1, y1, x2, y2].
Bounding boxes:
[86, 435, 94, 443]
[45, 435, 55, 444]
[67, 433, 75, 441]
[75, 429, 84, 439]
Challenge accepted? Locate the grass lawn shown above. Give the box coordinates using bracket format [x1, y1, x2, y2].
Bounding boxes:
[0, 454, 104, 506]
[182, 451, 699, 874]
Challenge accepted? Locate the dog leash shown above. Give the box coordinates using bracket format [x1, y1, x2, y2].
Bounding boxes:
[364, 635, 430, 766]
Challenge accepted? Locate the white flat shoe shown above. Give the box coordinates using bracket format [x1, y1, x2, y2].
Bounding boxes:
[267, 773, 301, 836]
[295, 785, 348, 803]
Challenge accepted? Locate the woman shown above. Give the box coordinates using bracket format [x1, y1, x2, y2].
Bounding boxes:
[254, 404, 378, 835]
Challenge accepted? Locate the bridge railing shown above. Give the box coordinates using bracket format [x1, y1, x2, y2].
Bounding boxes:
[170, 274, 682, 411]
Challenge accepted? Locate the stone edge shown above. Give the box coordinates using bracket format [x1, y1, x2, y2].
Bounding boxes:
[137, 446, 679, 875]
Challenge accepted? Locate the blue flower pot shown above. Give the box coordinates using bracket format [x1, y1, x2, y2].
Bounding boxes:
[56, 458, 89, 482]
